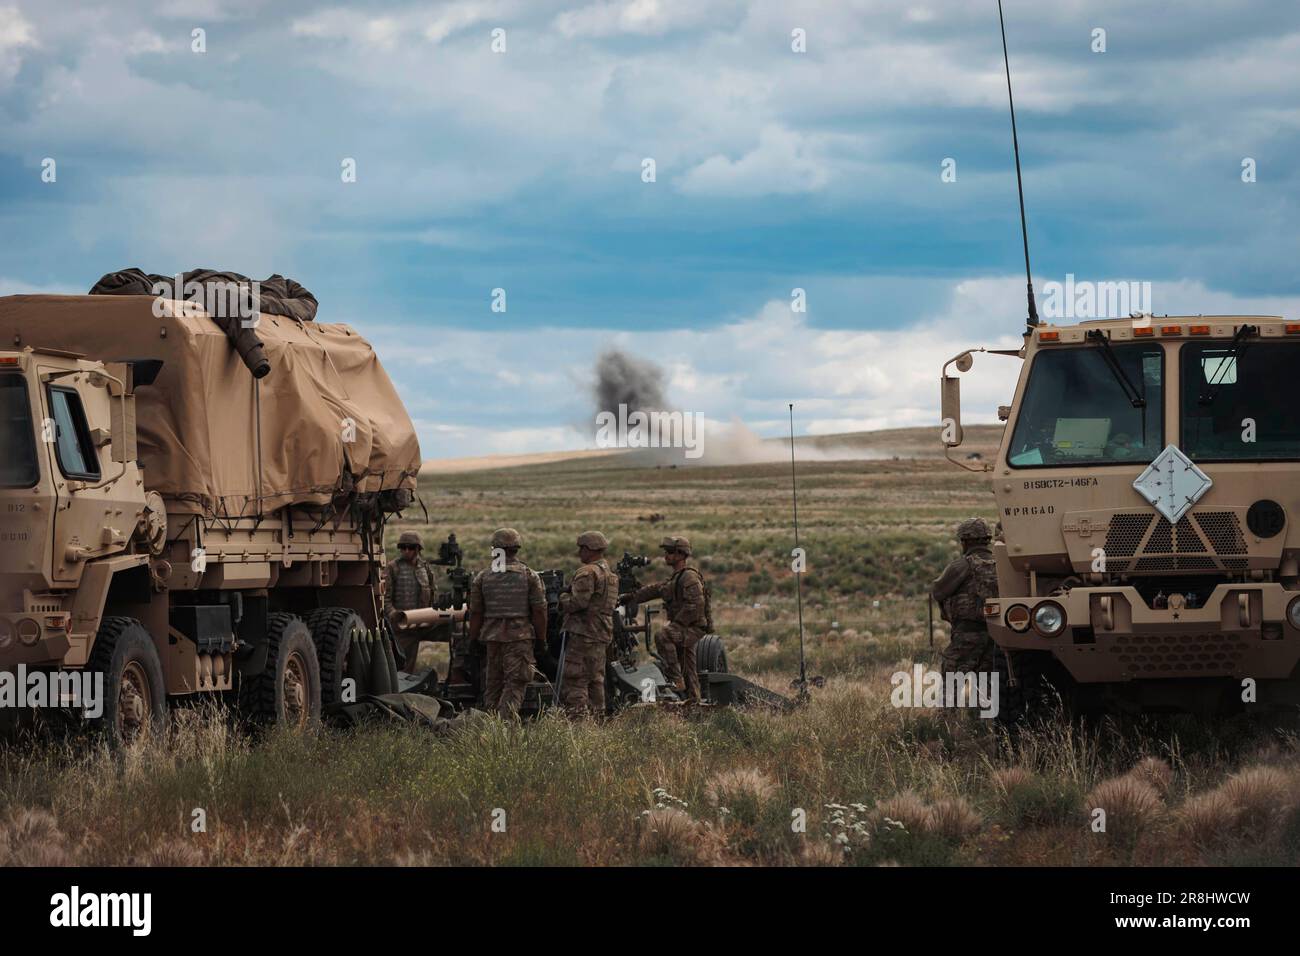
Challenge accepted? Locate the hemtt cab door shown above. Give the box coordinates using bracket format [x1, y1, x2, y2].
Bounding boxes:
[39, 365, 112, 584]
[0, 367, 47, 587]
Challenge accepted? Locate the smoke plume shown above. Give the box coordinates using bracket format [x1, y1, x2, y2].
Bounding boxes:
[592, 349, 670, 421]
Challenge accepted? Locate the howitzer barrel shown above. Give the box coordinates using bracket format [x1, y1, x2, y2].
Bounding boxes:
[393, 606, 467, 629]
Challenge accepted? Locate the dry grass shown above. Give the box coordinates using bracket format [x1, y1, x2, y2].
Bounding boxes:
[1085, 775, 1165, 848]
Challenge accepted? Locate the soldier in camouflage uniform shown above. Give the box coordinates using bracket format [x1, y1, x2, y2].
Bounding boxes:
[558, 531, 619, 717]
[931, 518, 1000, 676]
[468, 528, 547, 717]
[622, 535, 708, 703]
[384, 531, 436, 673]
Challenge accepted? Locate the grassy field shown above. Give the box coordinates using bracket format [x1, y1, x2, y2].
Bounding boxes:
[2, 429, 1298, 866]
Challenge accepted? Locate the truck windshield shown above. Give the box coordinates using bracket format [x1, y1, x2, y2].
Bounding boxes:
[0, 374, 39, 487]
[1182, 341, 1300, 461]
[1007, 344, 1164, 468]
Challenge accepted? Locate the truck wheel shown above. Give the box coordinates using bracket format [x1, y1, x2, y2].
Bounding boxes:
[696, 634, 728, 674]
[238, 613, 321, 729]
[88, 617, 167, 744]
[304, 608, 366, 708]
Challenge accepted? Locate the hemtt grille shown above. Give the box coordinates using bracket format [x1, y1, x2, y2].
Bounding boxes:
[1109, 633, 1248, 676]
[1102, 512, 1248, 573]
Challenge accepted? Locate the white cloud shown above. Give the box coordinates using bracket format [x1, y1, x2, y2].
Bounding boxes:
[291, 3, 503, 50]
[554, 0, 728, 38]
[676, 125, 832, 196]
[0, 5, 36, 85]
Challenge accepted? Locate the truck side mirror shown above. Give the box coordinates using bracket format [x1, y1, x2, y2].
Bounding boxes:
[941, 375, 964, 447]
[99, 363, 139, 464]
[940, 351, 976, 447]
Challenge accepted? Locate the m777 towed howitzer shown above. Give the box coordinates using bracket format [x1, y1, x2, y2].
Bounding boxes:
[396, 548, 794, 715]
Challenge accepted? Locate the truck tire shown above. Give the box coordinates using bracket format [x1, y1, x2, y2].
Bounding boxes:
[304, 608, 366, 708]
[88, 617, 167, 744]
[696, 634, 728, 674]
[238, 613, 321, 729]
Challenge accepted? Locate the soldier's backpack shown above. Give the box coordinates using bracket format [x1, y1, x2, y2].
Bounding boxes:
[673, 567, 714, 632]
[944, 551, 999, 624]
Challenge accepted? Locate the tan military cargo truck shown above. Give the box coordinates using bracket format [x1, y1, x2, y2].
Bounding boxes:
[942, 316, 1300, 713]
[0, 294, 421, 739]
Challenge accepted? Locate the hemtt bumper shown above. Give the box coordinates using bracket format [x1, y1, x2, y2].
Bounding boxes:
[985, 584, 1300, 683]
[0, 611, 74, 667]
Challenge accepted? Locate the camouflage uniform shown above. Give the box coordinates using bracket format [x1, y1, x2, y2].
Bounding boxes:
[385, 531, 436, 672]
[931, 518, 999, 675]
[631, 535, 708, 703]
[558, 531, 618, 716]
[469, 529, 546, 717]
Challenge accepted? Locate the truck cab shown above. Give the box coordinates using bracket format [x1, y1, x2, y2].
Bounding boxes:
[943, 316, 1300, 712]
[0, 348, 150, 671]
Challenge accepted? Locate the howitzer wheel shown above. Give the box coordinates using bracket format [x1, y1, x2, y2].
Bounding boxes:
[304, 608, 366, 708]
[238, 613, 321, 729]
[695, 634, 728, 674]
[89, 617, 167, 745]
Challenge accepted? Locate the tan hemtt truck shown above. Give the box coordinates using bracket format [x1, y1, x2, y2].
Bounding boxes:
[942, 316, 1300, 713]
[0, 294, 420, 739]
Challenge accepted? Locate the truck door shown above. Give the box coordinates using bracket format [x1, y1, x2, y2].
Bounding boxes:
[40, 372, 110, 584]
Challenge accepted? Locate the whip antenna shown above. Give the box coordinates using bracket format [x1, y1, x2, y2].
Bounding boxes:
[789, 404, 821, 700]
[998, 0, 1039, 330]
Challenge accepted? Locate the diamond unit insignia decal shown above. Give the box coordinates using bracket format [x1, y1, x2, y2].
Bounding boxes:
[1133, 445, 1212, 523]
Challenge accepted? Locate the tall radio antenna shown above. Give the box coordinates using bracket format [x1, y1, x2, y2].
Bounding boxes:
[998, 0, 1039, 330]
[789, 403, 815, 702]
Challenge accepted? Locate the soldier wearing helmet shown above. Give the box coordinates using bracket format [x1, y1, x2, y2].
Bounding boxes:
[621, 535, 709, 703]
[468, 528, 547, 717]
[384, 531, 436, 673]
[931, 517, 1000, 675]
[557, 530, 619, 716]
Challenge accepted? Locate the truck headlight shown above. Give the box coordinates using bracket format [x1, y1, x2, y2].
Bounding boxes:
[1033, 602, 1066, 637]
[1005, 604, 1032, 633]
[1288, 596, 1300, 629]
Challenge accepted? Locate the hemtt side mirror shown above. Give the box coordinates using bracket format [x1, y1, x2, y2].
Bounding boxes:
[940, 351, 973, 447]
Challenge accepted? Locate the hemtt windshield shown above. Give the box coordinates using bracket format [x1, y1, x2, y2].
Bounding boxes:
[1007, 345, 1164, 468]
[1182, 341, 1300, 462]
[0, 374, 38, 488]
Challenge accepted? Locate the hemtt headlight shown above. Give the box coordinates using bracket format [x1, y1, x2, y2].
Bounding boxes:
[1005, 604, 1032, 633]
[1288, 597, 1300, 629]
[1032, 602, 1066, 637]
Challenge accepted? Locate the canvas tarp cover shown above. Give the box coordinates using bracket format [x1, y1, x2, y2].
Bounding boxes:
[0, 295, 421, 515]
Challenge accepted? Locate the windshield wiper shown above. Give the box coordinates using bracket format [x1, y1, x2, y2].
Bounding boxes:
[1198, 324, 1257, 406]
[1085, 329, 1147, 447]
[1085, 330, 1146, 408]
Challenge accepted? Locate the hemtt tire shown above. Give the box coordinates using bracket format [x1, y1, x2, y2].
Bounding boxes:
[88, 617, 167, 744]
[238, 613, 321, 728]
[304, 608, 366, 707]
[696, 634, 728, 674]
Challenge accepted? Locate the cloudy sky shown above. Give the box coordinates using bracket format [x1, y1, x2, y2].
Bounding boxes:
[2, 0, 1299, 457]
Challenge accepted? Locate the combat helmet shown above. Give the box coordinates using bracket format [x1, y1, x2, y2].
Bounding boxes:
[491, 527, 523, 549]
[659, 535, 692, 556]
[577, 530, 609, 551]
[956, 517, 992, 542]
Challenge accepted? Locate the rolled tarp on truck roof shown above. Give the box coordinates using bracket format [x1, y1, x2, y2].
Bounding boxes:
[0, 294, 421, 516]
